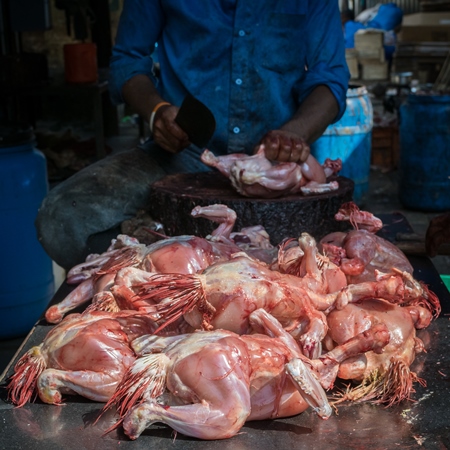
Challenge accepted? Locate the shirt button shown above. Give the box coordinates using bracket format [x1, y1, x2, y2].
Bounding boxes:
[235, 78, 242, 85]
[233, 127, 240, 134]
[238, 30, 245, 37]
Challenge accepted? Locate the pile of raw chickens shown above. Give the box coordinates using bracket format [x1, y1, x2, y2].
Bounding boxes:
[7, 202, 441, 441]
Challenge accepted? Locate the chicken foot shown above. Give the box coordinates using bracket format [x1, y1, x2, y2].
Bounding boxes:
[190, 204, 236, 240]
[45, 274, 115, 324]
[37, 368, 122, 404]
[124, 399, 243, 441]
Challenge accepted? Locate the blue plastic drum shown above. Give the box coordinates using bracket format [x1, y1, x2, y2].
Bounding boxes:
[399, 94, 450, 211]
[311, 84, 373, 206]
[0, 125, 54, 339]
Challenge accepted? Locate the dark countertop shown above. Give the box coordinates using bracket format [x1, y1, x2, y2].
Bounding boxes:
[0, 213, 449, 450]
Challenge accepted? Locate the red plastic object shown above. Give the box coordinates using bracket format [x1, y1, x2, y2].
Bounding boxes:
[63, 43, 98, 84]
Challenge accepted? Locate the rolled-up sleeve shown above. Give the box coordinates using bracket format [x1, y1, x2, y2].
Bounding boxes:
[109, 0, 164, 104]
[295, 0, 350, 122]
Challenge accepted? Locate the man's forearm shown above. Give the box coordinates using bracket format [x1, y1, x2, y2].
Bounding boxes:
[281, 85, 340, 145]
[122, 74, 167, 123]
[122, 74, 190, 153]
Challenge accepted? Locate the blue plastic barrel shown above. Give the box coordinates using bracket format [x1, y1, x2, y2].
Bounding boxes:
[311, 84, 373, 206]
[0, 125, 54, 339]
[399, 94, 450, 211]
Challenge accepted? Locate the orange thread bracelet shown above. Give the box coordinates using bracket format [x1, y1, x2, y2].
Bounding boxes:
[149, 101, 171, 133]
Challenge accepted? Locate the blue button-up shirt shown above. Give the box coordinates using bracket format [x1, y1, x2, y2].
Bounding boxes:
[110, 0, 349, 156]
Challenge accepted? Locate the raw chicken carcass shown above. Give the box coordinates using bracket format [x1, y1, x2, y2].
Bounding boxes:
[46, 204, 275, 324]
[7, 311, 161, 406]
[65, 234, 145, 285]
[325, 298, 432, 406]
[190, 203, 277, 264]
[45, 234, 151, 323]
[320, 229, 414, 285]
[319, 202, 440, 317]
[104, 309, 390, 441]
[117, 253, 415, 358]
[45, 272, 117, 324]
[230, 224, 277, 264]
[100, 266, 195, 335]
[65, 204, 245, 285]
[319, 202, 413, 283]
[122, 254, 329, 358]
[201, 146, 341, 198]
[45, 237, 155, 324]
[273, 233, 348, 295]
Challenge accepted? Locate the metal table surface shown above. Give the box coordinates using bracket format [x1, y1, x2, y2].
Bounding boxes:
[1, 214, 449, 450]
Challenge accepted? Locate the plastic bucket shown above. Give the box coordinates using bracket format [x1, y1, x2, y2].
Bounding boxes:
[311, 84, 373, 206]
[0, 125, 55, 339]
[399, 94, 450, 211]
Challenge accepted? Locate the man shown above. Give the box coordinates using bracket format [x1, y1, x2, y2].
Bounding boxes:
[36, 0, 349, 271]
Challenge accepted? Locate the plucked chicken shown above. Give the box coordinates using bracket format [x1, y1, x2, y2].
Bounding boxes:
[201, 146, 341, 198]
[104, 309, 389, 440]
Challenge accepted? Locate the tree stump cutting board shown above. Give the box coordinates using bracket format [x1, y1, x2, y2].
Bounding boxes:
[149, 172, 354, 245]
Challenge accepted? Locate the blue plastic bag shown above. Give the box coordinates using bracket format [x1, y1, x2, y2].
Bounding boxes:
[367, 3, 403, 31]
[344, 21, 366, 48]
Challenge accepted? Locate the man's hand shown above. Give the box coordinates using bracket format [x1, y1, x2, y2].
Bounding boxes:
[152, 104, 191, 153]
[425, 212, 450, 258]
[255, 130, 310, 163]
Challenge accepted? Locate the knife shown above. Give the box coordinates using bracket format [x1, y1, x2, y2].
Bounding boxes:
[175, 94, 216, 148]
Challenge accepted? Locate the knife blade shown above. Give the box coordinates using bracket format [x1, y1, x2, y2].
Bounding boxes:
[175, 94, 216, 148]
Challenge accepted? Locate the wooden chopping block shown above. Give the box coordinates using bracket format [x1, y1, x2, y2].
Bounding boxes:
[148, 172, 354, 245]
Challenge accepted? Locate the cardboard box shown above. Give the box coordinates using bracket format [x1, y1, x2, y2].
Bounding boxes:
[345, 49, 359, 79]
[357, 46, 386, 61]
[354, 29, 384, 47]
[361, 60, 389, 80]
[399, 12, 450, 42]
[354, 29, 386, 61]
